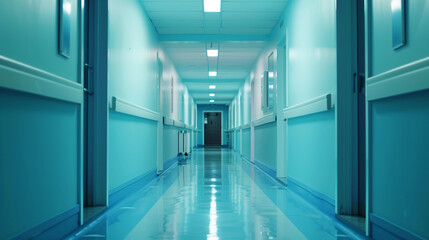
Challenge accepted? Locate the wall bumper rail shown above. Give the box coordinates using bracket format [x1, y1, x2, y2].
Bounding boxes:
[0, 55, 83, 104]
[283, 93, 333, 120]
[252, 113, 276, 127]
[367, 57, 429, 101]
[111, 96, 161, 122]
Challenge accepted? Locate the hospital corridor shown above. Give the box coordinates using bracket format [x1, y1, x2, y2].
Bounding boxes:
[0, 0, 428, 239]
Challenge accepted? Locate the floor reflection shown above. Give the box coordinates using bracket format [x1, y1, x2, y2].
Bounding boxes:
[68, 148, 355, 240]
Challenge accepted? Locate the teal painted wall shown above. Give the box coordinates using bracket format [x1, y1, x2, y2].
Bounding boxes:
[287, 110, 336, 199]
[370, 0, 429, 76]
[369, 1, 429, 238]
[108, 0, 159, 190]
[0, 1, 80, 238]
[163, 126, 180, 163]
[283, 0, 336, 200]
[109, 112, 158, 190]
[254, 123, 277, 170]
[0, 0, 80, 83]
[197, 104, 229, 146]
[242, 128, 251, 160]
[108, 0, 195, 188]
[0, 90, 79, 239]
[235, 130, 240, 153]
[371, 91, 429, 239]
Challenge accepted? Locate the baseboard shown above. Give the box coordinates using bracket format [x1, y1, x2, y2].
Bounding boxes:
[164, 155, 183, 171]
[254, 158, 277, 179]
[109, 168, 157, 207]
[10, 205, 79, 240]
[287, 177, 335, 217]
[370, 214, 426, 240]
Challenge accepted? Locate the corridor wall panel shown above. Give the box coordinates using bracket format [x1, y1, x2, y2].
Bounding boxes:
[242, 128, 251, 160]
[287, 110, 336, 200]
[0, 0, 80, 83]
[254, 123, 277, 173]
[0, 90, 79, 240]
[0, 1, 81, 239]
[368, 1, 429, 238]
[108, 112, 157, 190]
[370, 91, 429, 239]
[282, 0, 336, 207]
[163, 125, 181, 166]
[108, 0, 160, 191]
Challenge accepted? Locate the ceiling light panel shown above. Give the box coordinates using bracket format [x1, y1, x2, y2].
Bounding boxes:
[207, 49, 218, 57]
[204, 0, 221, 12]
[209, 71, 217, 77]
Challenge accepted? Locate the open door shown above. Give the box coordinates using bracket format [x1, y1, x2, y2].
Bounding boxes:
[336, 0, 367, 233]
[82, 0, 108, 223]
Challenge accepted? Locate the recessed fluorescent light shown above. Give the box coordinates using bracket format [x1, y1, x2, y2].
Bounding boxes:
[210, 100, 215, 103]
[209, 93, 215, 97]
[204, 0, 221, 12]
[209, 71, 217, 77]
[207, 49, 218, 57]
[209, 85, 216, 89]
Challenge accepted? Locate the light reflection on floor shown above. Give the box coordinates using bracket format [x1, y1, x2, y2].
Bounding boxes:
[68, 148, 355, 240]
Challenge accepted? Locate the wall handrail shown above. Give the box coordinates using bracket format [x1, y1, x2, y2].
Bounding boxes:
[367, 57, 429, 101]
[252, 113, 276, 127]
[111, 96, 160, 122]
[173, 120, 185, 128]
[163, 117, 174, 126]
[0, 55, 82, 104]
[283, 93, 333, 120]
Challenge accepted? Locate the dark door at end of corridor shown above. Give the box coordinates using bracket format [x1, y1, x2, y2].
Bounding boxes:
[204, 112, 221, 146]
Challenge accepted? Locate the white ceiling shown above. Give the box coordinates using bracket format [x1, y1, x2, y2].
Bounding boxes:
[141, 0, 287, 35]
[141, 0, 288, 104]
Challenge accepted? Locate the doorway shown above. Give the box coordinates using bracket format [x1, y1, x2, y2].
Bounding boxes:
[336, 0, 366, 233]
[204, 112, 222, 146]
[82, 0, 108, 223]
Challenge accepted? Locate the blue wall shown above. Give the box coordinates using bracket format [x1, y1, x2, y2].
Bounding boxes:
[197, 104, 229, 146]
[287, 110, 336, 199]
[368, 1, 429, 238]
[108, 0, 196, 190]
[242, 128, 251, 160]
[283, 0, 336, 201]
[0, 1, 81, 239]
[108, 0, 160, 190]
[254, 123, 277, 170]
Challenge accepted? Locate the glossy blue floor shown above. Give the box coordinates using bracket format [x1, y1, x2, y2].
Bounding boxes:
[68, 148, 360, 239]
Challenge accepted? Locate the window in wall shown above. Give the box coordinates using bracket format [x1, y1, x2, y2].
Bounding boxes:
[261, 52, 275, 113]
[267, 52, 275, 111]
[170, 76, 174, 113]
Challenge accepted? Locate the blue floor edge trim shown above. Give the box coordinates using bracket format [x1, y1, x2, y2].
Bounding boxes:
[287, 177, 335, 217]
[109, 168, 158, 207]
[164, 155, 183, 170]
[370, 214, 425, 240]
[10, 205, 79, 240]
[254, 158, 277, 179]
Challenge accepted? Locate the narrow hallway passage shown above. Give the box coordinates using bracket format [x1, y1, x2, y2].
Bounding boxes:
[69, 149, 354, 240]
